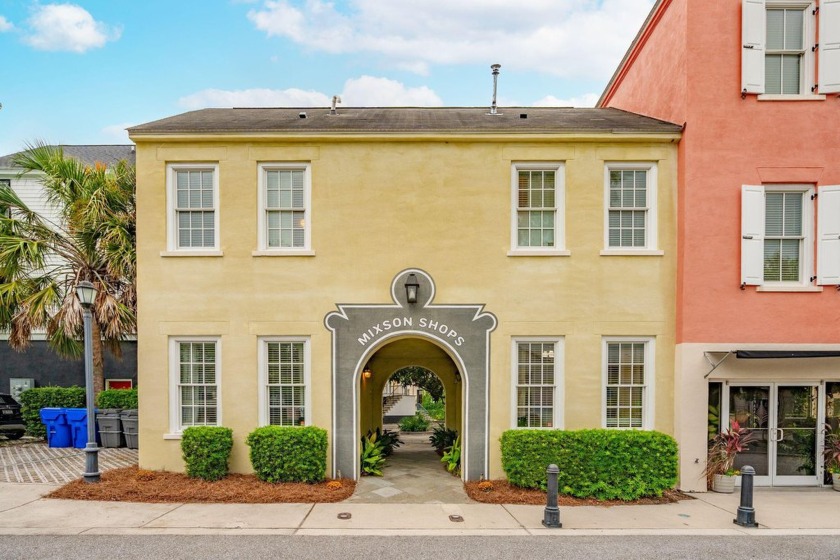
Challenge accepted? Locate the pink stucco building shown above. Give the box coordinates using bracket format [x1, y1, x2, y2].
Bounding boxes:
[600, 0, 840, 490]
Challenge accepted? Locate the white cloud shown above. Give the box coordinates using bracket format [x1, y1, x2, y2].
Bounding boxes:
[532, 93, 600, 108]
[179, 77, 442, 110]
[179, 87, 331, 109]
[341, 76, 442, 106]
[101, 123, 134, 144]
[24, 4, 121, 53]
[0, 16, 13, 32]
[246, 0, 654, 81]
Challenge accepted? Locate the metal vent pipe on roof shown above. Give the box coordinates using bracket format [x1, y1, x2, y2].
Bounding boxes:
[489, 64, 501, 115]
[330, 95, 341, 115]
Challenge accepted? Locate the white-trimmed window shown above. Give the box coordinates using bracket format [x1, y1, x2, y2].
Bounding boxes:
[257, 163, 311, 253]
[603, 337, 654, 430]
[741, 0, 840, 96]
[743, 184, 840, 287]
[603, 163, 658, 253]
[741, 185, 815, 287]
[166, 164, 219, 252]
[168, 338, 220, 434]
[510, 163, 567, 255]
[512, 338, 563, 428]
[259, 337, 311, 426]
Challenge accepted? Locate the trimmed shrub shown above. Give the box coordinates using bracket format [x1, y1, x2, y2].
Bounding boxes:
[500, 429, 678, 501]
[246, 426, 327, 483]
[398, 413, 429, 432]
[96, 388, 138, 410]
[18, 386, 86, 439]
[181, 426, 234, 481]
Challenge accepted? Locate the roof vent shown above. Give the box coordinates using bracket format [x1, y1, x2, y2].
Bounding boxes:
[299, 112, 307, 119]
[519, 113, 527, 119]
[488, 64, 502, 116]
[330, 95, 341, 115]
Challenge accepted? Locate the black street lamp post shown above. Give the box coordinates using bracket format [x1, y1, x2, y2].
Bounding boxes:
[76, 280, 100, 483]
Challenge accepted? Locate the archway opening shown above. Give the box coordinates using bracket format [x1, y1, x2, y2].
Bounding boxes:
[357, 336, 465, 488]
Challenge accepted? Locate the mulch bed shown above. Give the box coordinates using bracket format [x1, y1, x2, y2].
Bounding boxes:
[47, 466, 690, 507]
[47, 466, 355, 503]
[464, 479, 692, 506]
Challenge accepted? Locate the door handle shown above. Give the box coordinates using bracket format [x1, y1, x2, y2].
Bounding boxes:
[776, 428, 784, 442]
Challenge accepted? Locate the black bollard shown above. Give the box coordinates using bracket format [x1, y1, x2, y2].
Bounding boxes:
[542, 464, 562, 528]
[733, 465, 758, 527]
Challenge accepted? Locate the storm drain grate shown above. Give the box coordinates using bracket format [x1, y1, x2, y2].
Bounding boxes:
[337, 512, 352, 520]
[448, 515, 464, 523]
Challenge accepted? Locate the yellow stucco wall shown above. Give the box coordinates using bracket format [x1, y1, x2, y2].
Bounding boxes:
[132, 133, 679, 477]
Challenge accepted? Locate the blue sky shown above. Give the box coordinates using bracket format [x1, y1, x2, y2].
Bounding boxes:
[0, 0, 655, 156]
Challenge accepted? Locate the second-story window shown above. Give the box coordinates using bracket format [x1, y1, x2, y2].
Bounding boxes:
[167, 164, 219, 252]
[604, 163, 658, 252]
[258, 163, 311, 253]
[510, 163, 565, 254]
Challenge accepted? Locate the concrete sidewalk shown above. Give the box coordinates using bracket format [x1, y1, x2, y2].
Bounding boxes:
[0, 483, 838, 536]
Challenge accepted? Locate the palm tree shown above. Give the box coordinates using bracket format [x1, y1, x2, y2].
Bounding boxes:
[0, 143, 136, 394]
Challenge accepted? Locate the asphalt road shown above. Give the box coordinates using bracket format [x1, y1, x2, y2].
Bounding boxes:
[1, 535, 838, 559]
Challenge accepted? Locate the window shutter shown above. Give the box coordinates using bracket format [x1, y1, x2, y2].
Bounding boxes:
[817, 185, 840, 285]
[819, 0, 840, 94]
[742, 0, 766, 94]
[742, 185, 765, 286]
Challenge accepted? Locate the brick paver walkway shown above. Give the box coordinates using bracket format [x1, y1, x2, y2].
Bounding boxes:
[0, 441, 137, 484]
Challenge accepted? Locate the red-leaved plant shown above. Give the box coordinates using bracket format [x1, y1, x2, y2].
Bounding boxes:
[703, 420, 757, 487]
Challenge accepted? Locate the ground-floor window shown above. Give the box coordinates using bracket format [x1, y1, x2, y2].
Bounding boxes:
[512, 338, 562, 428]
[603, 337, 654, 429]
[169, 338, 220, 433]
[259, 337, 310, 426]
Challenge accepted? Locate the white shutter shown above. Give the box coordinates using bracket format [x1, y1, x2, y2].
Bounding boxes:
[742, 0, 766, 94]
[819, 0, 840, 94]
[742, 185, 765, 286]
[817, 185, 840, 285]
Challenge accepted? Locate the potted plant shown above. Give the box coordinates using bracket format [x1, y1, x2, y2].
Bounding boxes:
[823, 425, 840, 491]
[703, 420, 756, 493]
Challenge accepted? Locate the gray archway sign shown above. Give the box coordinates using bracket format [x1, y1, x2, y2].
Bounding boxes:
[324, 269, 497, 480]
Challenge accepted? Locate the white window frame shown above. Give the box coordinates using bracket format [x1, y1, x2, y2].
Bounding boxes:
[510, 337, 564, 429]
[254, 163, 314, 256]
[508, 162, 569, 256]
[601, 337, 655, 430]
[742, 0, 826, 99]
[742, 184, 816, 290]
[258, 336, 312, 427]
[164, 163, 221, 255]
[601, 162, 661, 255]
[166, 337, 221, 438]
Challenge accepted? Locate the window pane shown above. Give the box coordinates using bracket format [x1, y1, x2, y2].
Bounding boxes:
[781, 55, 801, 95]
[765, 54, 782, 95]
[767, 9, 784, 49]
[785, 9, 803, 50]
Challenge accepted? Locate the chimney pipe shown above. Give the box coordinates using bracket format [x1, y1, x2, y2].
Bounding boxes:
[330, 95, 342, 115]
[489, 64, 501, 115]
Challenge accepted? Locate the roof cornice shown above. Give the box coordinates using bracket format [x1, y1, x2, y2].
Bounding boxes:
[128, 131, 682, 144]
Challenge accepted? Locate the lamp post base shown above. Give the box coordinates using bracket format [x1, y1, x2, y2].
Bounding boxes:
[83, 443, 100, 483]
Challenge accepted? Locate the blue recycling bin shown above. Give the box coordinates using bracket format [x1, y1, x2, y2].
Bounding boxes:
[65, 408, 100, 448]
[39, 408, 72, 448]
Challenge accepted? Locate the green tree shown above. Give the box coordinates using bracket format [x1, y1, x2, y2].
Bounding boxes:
[390, 366, 444, 400]
[0, 143, 136, 394]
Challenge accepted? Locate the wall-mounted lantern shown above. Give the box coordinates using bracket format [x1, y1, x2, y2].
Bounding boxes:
[405, 273, 419, 304]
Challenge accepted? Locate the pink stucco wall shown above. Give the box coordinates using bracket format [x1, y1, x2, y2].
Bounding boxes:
[603, 0, 840, 344]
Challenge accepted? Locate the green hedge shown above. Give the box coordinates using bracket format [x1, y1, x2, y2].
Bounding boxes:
[500, 429, 678, 501]
[246, 426, 327, 483]
[96, 388, 138, 409]
[18, 387, 86, 439]
[181, 426, 234, 481]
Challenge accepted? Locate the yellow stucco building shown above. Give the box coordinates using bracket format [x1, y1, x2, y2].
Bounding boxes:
[128, 107, 681, 480]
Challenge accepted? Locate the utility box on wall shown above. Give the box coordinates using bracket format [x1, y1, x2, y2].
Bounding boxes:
[9, 378, 34, 401]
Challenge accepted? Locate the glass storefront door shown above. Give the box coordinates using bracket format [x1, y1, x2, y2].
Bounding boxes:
[724, 383, 821, 486]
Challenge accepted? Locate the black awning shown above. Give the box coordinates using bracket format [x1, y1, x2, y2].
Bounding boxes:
[735, 350, 840, 359]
